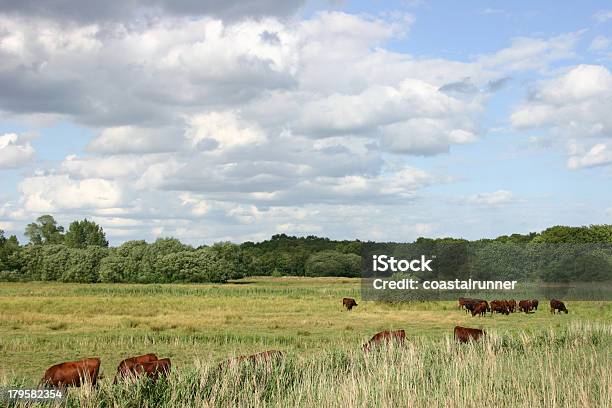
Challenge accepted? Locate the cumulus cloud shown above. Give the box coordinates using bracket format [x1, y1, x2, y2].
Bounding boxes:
[61, 154, 164, 179]
[512, 65, 612, 135]
[567, 142, 612, 169]
[185, 111, 266, 151]
[0, 132, 36, 168]
[18, 174, 123, 212]
[511, 64, 612, 169]
[86, 126, 182, 154]
[0, 0, 306, 23]
[0, 7, 591, 242]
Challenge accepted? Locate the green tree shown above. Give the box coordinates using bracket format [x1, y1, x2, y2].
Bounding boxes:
[305, 250, 361, 277]
[61, 246, 107, 283]
[0, 230, 20, 273]
[64, 219, 109, 248]
[24, 215, 64, 245]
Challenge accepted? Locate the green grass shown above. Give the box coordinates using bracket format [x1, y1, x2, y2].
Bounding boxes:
[0, 277, 610, 406]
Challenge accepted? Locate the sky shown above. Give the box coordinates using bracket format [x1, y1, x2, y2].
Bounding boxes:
[1, 0, 612, 245]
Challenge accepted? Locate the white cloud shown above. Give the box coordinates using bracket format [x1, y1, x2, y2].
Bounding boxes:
[86, 126, 181, 154]
[61, 154, 163, 179]
[0, 9, 595, 243]
[567, 142, 612, 169]
[0, 132, 35, 168]
[185, 111, 266, 151]
[480, 32, 580, 72]
[179, 193, 211, 216]
[512, 65, 612, 136]
[18, 174, 123, 212]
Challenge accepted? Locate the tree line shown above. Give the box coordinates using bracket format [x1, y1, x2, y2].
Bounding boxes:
[1, 215, 611, 283]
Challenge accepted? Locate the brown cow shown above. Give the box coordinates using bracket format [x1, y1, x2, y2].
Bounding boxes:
[471, 301, 488, 317]
[114, 353, 158, 383]
[490, 300, 509, 315]
[454, 326, 485, 343]
[460, 298, 487, 314]
[531, 299, 539, 310]
[518, 300, 533, 314]
[343, 298, 358, 311]
[133, 358, 171, 381]
[550, 299, 568, 314]
[508, 299, 517, 313]
[41, 357, 101, 387]
[363, 330, 406, 352]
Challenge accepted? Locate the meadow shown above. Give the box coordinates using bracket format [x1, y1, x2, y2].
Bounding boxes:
[0, 277, 611, 407]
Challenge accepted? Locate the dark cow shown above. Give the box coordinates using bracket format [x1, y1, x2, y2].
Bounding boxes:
[550, 299, 568, 314]
[41, 358, 101, 387]
[461, 298, 487, 315]
[471, 301, 488, 317]
[518, 300, 533, 314]
[531, 299, 539, 310]
[134, 358, 171, 381]
[454, 326, 485, 343]
[363, 330, 406, 352]
[458, 297, 473, 312]
[490, 300, 510, 315]
[114, 353, 158, 383]
[225, 350, 284, 367]
[343, 297, 358, 311]
[508, 299, 517, 313]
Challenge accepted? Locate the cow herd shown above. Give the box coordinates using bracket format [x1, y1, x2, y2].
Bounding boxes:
[38, 297, 570, 388]
[457, 297, 568, 317]
[40, 350, 288, 388]
[41, 353, 172, 388]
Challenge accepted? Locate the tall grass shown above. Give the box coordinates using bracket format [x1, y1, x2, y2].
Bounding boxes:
[3, 323, 610, 407]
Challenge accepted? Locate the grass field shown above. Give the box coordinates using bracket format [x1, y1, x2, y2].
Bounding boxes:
[0, 277, 611, 406]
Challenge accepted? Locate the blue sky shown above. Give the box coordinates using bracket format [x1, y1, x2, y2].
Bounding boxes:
[1, 1, 611, 245]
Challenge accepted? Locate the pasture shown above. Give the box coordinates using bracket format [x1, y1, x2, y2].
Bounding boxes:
[0, 277, 611, 406]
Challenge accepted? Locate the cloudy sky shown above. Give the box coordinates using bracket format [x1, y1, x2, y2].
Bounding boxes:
[1, 0, 612, 245]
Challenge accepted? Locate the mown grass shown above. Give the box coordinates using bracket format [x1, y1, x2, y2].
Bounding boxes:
[2, 324, 610, 407]
[0, 277, 610, 405]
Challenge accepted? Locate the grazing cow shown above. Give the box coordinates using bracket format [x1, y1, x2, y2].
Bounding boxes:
[471, 301, 488, 317]
[454, 326, 485, 343]
[114, 353, 158, 383]
[531, 299, 539, 310]
[41, 358, 101, 387]
[458, 297, 473, 311]
[518, 300, 533, 314]
[462, 298, 487, 315]
[134, 358, 171, 381]
[343, 298, 358, 311]
[550, 299, 569, 314]
[363, 330, 406, 352]
[508, 299, 517, 313]
[490, 300, 510, 315]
